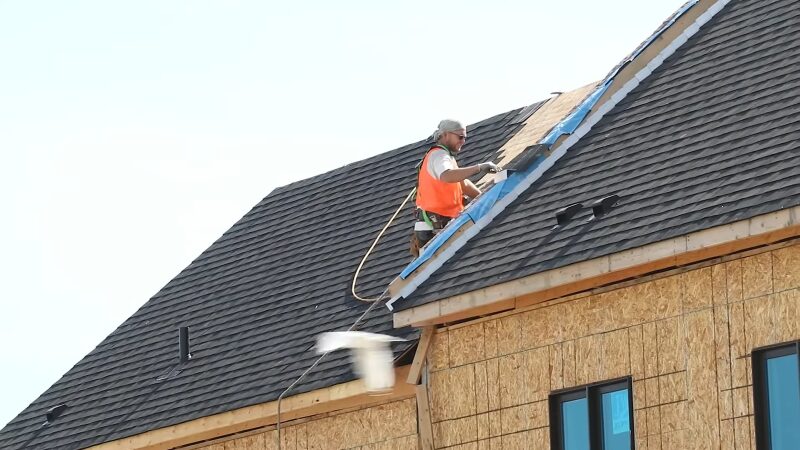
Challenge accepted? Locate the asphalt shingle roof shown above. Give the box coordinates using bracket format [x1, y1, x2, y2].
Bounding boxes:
[0, 105, 541, 449]
[400, 0, 800, 310]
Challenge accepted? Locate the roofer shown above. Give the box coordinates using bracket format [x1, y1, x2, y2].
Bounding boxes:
[411, 119, 500, 256]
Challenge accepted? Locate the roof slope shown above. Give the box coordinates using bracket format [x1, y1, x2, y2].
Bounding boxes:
[401, 0, 800, 309]
[0, 106, 540, 449]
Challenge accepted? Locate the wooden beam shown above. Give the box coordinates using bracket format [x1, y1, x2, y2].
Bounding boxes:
[393, 206, 800, 327]
[415, 383, 434, 450]
[406, 327, 435, 385]
[88, 365, 416, 450]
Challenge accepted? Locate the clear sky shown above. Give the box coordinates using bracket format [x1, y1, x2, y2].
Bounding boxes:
[0, 0, 688, 428]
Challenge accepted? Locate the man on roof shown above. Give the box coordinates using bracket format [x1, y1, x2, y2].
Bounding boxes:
[412, 119, 500, 256]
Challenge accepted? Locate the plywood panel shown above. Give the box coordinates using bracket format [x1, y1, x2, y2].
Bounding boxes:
[528, 427, 549, 450]
[264, 431, 279, 450]
[719, 389, 733, 420]
[486, 358, 501, 412]
[728, 302, 748, 388]
[562, 340, 576, 387]
[484, 320, 498, 359]
[658, 372, 686, 404]
[733, 417, 751, 450]
[649, 276, 683, 320]
[575, 335, 600, 386]
[646, 407, 661, 437]
[713, 263, 728, 305]
[682, 267, 713, 313]
[635, 408, 647, 438]
[726, 259, 743, 303]
[224, 434, 265, 450]
[714, 306, 732, 392]
[741, 253, 773, 299]
[549, 343, 563, 391]
[645, 377, 659, 408]
[361, 435, 418, 450]
[629, 325, 645, 380]
[477, 413, 489, 440]
[732, 387, 748, 418]
[474, 361, 489, 414]
[429, 332, 450, 372]
[633, 380, 646, 410]
[744, 294, 772, 351]
[279, 425, 297, 450]
[599, 329, 630, 381]
[642, 322, 659, 378]
[660, 401, 686, 434]
[500, 431, 527, 450]
[296, 425, 307, 450]
[661, 430, 687, 449]
[496, 314, 523, 356]
[720, 418, 735, 450]
[432, 416, 477, 448]
[499, 401, 547, 436]
[524, 347, 551, 402]
[521, 300, 587, 348]
[500, 404, 528, 435]
[449, 323, 485, 367]
[498, 353, 526, 408]
[684, 310, 720, 450]
[488, 410, 502, 438]
[647, 434, 661, 450]
[657, 317, 684, 374]
[428, 364, 476, 422]
[772, 244, 800, 292]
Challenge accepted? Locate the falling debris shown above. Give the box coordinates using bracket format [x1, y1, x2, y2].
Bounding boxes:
[317, 331, 405, 393]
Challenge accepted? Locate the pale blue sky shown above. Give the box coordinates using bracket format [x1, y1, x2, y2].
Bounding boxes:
[0, 0, 686, 428]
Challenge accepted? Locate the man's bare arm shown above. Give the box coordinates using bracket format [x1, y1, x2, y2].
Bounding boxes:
[461, 179, 481, 199]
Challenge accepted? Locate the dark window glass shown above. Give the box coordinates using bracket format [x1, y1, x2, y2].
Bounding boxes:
[562, 397, 589, 450]
[550, 378, 633, 450]
[753, 342, 800, 450]
[766, 354, 800, 449]
[601, 388, 631, 449]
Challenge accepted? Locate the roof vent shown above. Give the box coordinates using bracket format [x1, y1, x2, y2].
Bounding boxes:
[555, 203, 583, 226]
[591, 195, 620, 219]
[45, 404, 67, 423]
[179, 326, 191, 363]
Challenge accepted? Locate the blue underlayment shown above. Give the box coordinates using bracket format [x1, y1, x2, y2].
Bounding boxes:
[398, 0, 699, 281]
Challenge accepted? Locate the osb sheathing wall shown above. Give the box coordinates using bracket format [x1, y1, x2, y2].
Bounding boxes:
[424, 243, 800, 450]
[195, 398, 418, 450]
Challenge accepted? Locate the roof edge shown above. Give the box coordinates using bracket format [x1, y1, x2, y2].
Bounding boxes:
[393, 205, 800, 327]
[387, 0, 730, 310]
[86, 366, 416, 450]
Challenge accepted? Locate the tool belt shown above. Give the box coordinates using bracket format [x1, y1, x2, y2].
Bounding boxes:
[410, 208, 453, 257]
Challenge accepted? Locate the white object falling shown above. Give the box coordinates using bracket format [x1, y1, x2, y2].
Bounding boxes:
[316, 331, 405, 393]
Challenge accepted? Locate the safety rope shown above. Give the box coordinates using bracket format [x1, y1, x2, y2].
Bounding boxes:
[351, 187, 416, 301]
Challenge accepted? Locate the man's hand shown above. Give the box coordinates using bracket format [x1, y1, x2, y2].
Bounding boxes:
[478, 162, 501, 174]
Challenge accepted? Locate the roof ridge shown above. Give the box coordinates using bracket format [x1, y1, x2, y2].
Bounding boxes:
[386, 0, 733, 309]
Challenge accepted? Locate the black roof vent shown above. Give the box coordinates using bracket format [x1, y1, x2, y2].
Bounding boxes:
[45, 404, 67, 423]
[591, 195, 620, 219]
[555, 203, 583, 226]
[179, 326, 191, 363]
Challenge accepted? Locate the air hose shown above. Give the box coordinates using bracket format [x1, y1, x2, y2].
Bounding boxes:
[351, 187, 416, 301]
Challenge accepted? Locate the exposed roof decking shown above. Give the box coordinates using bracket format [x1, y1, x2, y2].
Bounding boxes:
[399, 0, 800, 311]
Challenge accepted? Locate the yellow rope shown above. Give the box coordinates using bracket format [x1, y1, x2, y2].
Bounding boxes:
[351, 187, 416, 301]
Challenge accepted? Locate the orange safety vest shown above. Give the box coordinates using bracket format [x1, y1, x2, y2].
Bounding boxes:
[416, 145, 464, 218]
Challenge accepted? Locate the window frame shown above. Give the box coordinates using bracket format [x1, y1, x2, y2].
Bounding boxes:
[752, 341, 800, 450]
[549, 376, 634, 450]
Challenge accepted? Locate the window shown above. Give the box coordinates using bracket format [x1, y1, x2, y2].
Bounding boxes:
[753, 342, 800, 450]
[549, 378, 633, 450]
